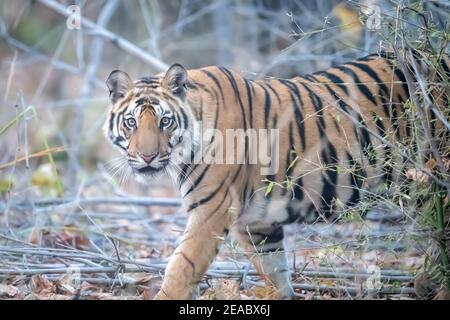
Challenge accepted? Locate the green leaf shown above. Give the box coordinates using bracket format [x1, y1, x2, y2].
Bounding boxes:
[0, 180, 13, 192]
[265, 181, 274, 197]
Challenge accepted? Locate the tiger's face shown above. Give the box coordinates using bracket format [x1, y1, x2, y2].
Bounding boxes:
[103, 64, 192, 179]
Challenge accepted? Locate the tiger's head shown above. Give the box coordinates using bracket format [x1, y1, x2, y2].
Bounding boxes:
[103, 64, 195, 180]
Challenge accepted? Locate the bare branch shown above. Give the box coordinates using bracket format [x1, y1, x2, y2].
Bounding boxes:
[36, 0, 169, 70]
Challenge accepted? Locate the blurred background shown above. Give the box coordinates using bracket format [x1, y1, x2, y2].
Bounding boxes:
[0, 0, 449, 299]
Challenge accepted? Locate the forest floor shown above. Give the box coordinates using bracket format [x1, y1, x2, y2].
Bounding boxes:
[0, 174, 422, 300]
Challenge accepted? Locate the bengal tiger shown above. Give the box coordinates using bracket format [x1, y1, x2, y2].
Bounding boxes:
[103, 51, 449, 299]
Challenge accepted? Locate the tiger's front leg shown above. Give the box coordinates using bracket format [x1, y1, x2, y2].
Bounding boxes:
[155, 200, 237, 299]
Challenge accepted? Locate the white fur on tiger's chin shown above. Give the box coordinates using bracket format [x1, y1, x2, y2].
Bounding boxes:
[132, 169, 167, 185]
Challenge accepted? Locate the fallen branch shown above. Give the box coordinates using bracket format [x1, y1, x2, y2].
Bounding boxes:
[0, 265, 414, 282]
[3, 196, 182, 211]
[246, 280, 416, 297]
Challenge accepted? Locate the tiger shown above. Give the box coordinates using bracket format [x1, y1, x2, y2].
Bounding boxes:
[103, 51, 449, 299]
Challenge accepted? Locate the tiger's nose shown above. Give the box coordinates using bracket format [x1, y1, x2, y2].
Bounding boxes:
[138, 152, 158, 164]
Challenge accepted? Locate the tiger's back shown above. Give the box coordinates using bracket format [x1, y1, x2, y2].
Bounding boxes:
[185, 53, 409, 224]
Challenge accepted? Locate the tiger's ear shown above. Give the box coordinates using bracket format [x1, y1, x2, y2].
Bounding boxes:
[106, 70, 133, 104]
[162, 64, 187, 98]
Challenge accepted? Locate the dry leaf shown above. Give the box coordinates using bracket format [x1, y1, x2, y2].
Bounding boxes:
[58, 283, 78, 295]
[215, 279, 241, 300]
[198, 288, 216, 300]
[0, 284, 19, 298]
[30, 275, 56, 295]
[405, 168, 430, 184]
[248, 285, 278, 299]
[57, 225, 90, 250]
[79, 281, 98, 297]
[140, 288, 152, 300]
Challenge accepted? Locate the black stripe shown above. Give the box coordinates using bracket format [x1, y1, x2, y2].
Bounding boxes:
[429, 101, 437, 139]
[372, 113, 393, 185]
[187, 179, 224, 212]
[288, 133, 303, 201]
[187, 165, 242, 212]
[373, 112, 386, 136]
[173, 111, 182, 131]
[278, 79, 306, 150]
[265, 82, 282, 105]
[383, 148, 393, 187]
[178, 163, 192, 185]
[135, 97, 147, 106]
[357, 53, 379, 62]
[248, 187, 254, 204]
[178, 150, 196, 185]
[360, 126, 376, 166]
[285, 123, 295, 177]
[201, 69, 226, 106]
[391, 102, 401, 139]
[304, 74, 319, 82]
[438, 58, 449, 104]
[184, 164, 210, 197]
[251, 226, 284, 245]
[299, 82, 326, 135]
[292, 180, 303, 201]
[197, 97, 203, 122]
[178, 106, 189, 129]
[244, 79, 254, 128]
[334, 65, 377, 105]
[394, 68, 409, 97]
[108, 112, 116, 132]
[281, 151, 291, 197]
[381, 59, 408, 139]
[209, 87, 221, 130]
[348, 60, 390, 92]
[218, 67, 247, 131]
[324, 83, 376, 165]
[253, 82, 272, 129]
[241, 182, 249, 204]
[186, 81, 198, 90]
[346, 61, 391, 117]
[272, 114, 278, 128]
[230, 165, 243, 185]
[138, 77, 159, 85]
[346, 152, 362, 206]
[320, 143, 338, 216]
[262, 85, 271, 128]
[112, 136, 126, 151]
[263, 226, 284, 244]
[440, 57, 450, 77]
[316, 70, 349, 95]
[280, 206, 300, 224]
[203, 193, 232, 226]
[176, 252, 195, 273]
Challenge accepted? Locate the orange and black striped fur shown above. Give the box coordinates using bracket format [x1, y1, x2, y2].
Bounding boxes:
[104, 52, 449, 299]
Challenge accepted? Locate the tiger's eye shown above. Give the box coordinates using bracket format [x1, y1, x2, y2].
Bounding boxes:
[124, 118, 136, 128]
[161, 117, 173, 127]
